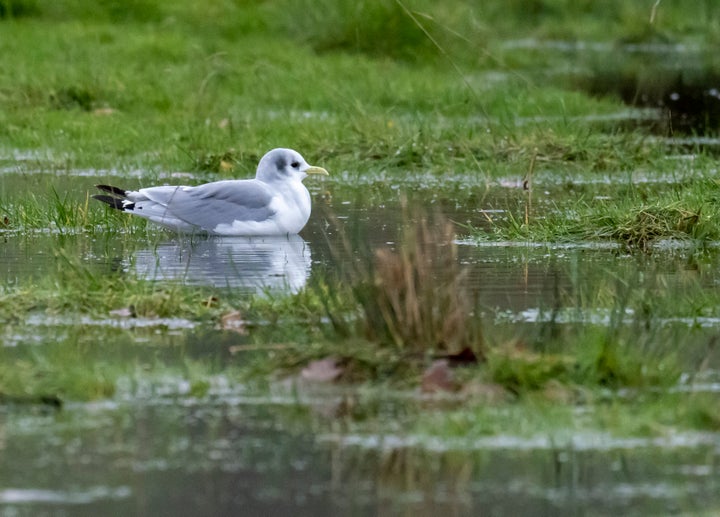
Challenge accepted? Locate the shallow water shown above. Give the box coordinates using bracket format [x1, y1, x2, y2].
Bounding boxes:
[2, 170, 720, 514]
[1, 395, 718, 516]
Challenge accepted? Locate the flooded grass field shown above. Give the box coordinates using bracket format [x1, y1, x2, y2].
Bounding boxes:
[2, 0, 720, 515]
[3, 167, 720, 514]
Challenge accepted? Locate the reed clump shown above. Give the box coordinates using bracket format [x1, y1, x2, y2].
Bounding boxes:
[329, 209, 484, 358]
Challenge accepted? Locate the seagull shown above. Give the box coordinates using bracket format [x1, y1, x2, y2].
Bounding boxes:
[92, 148, 328, 235]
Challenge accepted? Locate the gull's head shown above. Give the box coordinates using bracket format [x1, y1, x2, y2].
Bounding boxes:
[256, 148, 328, 184]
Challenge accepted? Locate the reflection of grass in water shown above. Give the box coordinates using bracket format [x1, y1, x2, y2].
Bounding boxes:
[374, 447, 475, 507]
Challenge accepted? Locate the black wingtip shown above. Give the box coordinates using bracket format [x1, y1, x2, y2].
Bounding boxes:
[92, 194, 128, 211]
[95, 184, 128, 197]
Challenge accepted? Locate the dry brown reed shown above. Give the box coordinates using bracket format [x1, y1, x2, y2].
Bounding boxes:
[330, 206, 484, 358]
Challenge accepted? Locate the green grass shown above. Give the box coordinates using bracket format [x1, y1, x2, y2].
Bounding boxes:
[0, 0, 716, 175]
[471, 177, 720, 249]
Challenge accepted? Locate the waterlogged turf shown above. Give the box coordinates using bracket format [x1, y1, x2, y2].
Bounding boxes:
[1, 1, 720, 514]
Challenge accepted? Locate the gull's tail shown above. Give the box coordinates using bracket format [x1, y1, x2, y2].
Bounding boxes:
[92, 184, 134, 211]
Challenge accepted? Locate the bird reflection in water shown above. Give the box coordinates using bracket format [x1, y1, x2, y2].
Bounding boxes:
[129, 234, 312, 294]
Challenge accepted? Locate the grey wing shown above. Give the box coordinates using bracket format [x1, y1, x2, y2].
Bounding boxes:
[140, 180, 276, 231]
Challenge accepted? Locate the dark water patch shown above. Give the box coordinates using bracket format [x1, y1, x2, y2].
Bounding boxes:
[512, 37, 720, 136]
[575, 51, 720, 135]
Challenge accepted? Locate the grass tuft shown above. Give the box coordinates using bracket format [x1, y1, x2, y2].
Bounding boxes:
[596, 202, 704, 251]
[274, 0, 434, 62]
[191, 148, 237, 173]
[49, 85, 97, 111]
[368, 215, 481, 355]
[319, 208, 484, 358]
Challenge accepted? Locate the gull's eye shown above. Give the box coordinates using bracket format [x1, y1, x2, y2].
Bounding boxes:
[291, 161, 300, 169]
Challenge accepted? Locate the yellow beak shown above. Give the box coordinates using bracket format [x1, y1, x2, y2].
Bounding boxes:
[305, 165, 329, 176]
